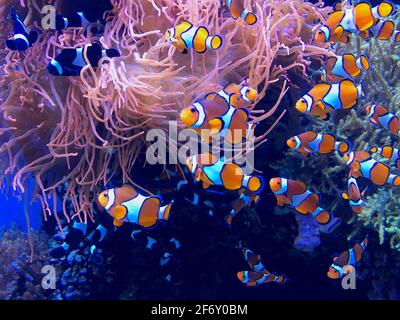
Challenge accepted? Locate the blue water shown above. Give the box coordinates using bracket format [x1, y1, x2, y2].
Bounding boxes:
[0, 178, 42, 230]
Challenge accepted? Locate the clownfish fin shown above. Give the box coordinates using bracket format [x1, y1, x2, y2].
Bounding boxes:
[334, 2, 342, 11]
[204, 92, 219, 102]
[28, 30, 39, 46]
[113, 218, 123, 227]
[208, 118, 224, 134]
[361, 187, 368, 197]
[393, 30, 400, 43]
[369, 146, 379, 153]
[335, 140, 351, 154]
[242, 10, 257, 25]
[5, 39, 17, 51]
[356, 54, 371, 72]
[341, 192, 349, 200]
[315, 100, 326, 111]
[113, 205, 128, 220]
[206, 34, 223, 50]
[158, 200, 173, 221]
[353, 161, 361, 172]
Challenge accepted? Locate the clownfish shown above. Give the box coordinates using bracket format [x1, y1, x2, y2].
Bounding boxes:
[186, 153, 264, 224]
[341, 175, 367, 214]
[237, 271, 287, 287]
[206, 82, 258, 109]
[47, 42, 120, 76]
[295, 79, 363, 120]
[370, 145, 400, 168]
[226, 0, 258, 25]
[360, 19, 400, 43]
[237, 242, 288, 287]
[322, 53, 371, 83]
[343, 150, 400, 186]
[327, 235, 368, 279]
[366, 104, 400, 137]
[49, 221, 87, 259]
[97, 185, 173, 228]
[314, 1, 395, 43]
[269, 178, 341, 232]
[165, 21, 222, 54]
[287, 131, 351, 157]
[5, 7, 38, 51]
[180, 94, 250, 144]
[55, 11, 100, 31]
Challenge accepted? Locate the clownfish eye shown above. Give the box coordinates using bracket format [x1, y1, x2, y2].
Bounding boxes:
[190, 107, 196, 112]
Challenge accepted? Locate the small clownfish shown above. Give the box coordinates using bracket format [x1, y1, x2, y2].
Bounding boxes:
[295, 79, 363, 120]
[97, 185, 173, 228]
[327, 235, 368, 279]
[314, 1, 395, 43]
[237, 271, 287, 287]
[343, 150, 400, 186]
[239, 243, 266, 272]
[341, 175, 367, 214]
[186, 153, 264, 224]
[366, 104, 400, 137]
[287, 131, 351, 157]
[49, 221, 87, 259]
[55, 11, 100, 31]
[269, 178, 341, 232]
[206, 82, 258, 109]
[360, 19, 400, 43]
[165, 21, 222, 54]
[322, 53, 371, 83]
[180, 94, 250, 145]
[370, 145, 400, 168]
[226, 0, 258, 25]
[5, 7, 39, 51]
[47, 43, 120, 76]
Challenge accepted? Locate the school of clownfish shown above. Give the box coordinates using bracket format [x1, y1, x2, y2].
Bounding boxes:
[4, 0, 400, 287]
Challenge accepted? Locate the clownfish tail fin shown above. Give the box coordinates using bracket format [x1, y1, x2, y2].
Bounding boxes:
[243, 175, 265, 194]
[388, 174, 400, 186]
[158, 200, 174, 221]
[373, 1, 395, 19]
[356, 54, 371, 72]
[206, 34, 223, 50]
[241, 10, 258, 25]
[393, 30, 400, 43]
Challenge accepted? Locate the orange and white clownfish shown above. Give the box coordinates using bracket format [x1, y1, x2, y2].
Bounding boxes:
[341, 175, 367, 214]
[366, 104, 400, 137]
[165, 21, 223, 54]
[370, 145, 400, 168]
[186, 153, 264, 224]
[269, 178, 341, 232]
[327, 235, 368, 279]
[97, 185, 173, 227]
[226, 0, 258, 25]
[343, 150, 400, 186]
[237, 270, 287, 287]
[360, 19, 400, 43]
[180, 94, 250, 144]
[314, 1, 395, 43]
[239, 242, 266, 272]
[295, 79, 363, 120]
[322, 53, 371, 83]
[287, 131, 351, 157]
[206, 82, 258, 109]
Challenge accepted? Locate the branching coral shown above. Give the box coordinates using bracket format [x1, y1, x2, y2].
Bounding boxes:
[0, 0, 333, 229]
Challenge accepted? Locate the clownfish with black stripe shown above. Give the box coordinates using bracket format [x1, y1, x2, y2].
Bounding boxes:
[165, 21, 222, 54]
[314, 1, 395, 44]
[360, 19, 400, 43]
[343, 150, 400, 186]
[226, 0, 258, 25]
[97, 185, 173, 228]
[321, 53, 371, 83]
[295, 79, 364, 120]
[236, 242, 288, 287]
[341, 175, 367, 214]
[366, 104, 400, 137]
[370, 145, 400, 168]
[206, 81, 258, 109]
[5, 7, 38, 51]
[186, 153, 264, 224]
[327, 235, 368, 279]
[180, 94, 251, 145]
[47, 42, 120, 76]
[287, 131, 351, 157]
[269, 178, 341, 233]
